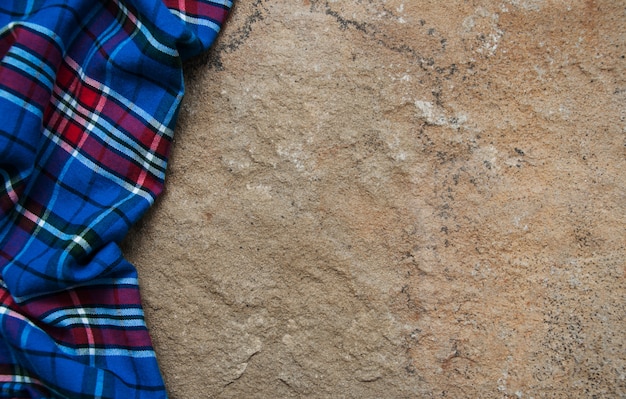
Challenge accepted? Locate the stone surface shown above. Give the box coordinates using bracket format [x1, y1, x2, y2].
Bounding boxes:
[123, 1, 626, 397]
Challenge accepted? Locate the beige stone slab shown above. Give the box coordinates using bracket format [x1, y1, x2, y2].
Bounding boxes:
[124, 1, 626, 397]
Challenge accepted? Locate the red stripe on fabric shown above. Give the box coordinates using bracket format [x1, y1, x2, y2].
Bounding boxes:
[75, 131, 163, 194]
[95, 327, 153, 348]
[0, 196, 64, 262]
[103, 0, 142, 39]
[77, 82, 100, 110]
[163, 0, 230, 24]
[68, 120, 84, 147]
[13, 198, 46, 236]
[0, 66, 49, 109]
[162, 0, 178, 8]
[0, 182, 24, 215]
[194, 2, 231, 23]
[0, 26, 63, 64]
[18, 27, 63, 61]
[0, 30, 17, 58]
[55, 61, 170, 157]
[2, 285, 152, 348]
[42, 114, 165, 195]
[23, 287, 143, 318]
[52, 325, 153, 348]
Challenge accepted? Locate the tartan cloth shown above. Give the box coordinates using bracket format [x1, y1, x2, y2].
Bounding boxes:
[0, 0, 231, 397]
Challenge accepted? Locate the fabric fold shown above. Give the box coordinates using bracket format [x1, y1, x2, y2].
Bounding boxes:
[0, 0, 231, 397]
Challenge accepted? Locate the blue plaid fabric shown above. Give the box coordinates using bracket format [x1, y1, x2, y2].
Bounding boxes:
[0, 0, 231, 397]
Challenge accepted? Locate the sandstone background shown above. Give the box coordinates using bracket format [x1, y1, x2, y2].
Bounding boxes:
[123, 1, 626, 397]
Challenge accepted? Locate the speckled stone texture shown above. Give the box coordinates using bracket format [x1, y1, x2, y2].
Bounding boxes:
[123, 1, 626, 397]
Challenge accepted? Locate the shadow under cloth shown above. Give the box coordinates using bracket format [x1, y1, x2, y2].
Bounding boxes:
[0, 0, 231, 397]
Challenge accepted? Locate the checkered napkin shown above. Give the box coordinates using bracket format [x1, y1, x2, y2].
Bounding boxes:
[0, 1, 231, 397]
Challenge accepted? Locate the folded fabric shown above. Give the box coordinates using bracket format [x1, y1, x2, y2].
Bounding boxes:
[0, 1, 231, 397]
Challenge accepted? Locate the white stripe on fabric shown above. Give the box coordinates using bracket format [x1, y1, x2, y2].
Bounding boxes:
[0, 303, 41, 328]
[0, 89, 42, 117]
[53, 88, 168, 178]
[0, 305, 154, 359]
[4, 48, 56, 90]
[41, 127, 156, 203]
[45, 316, 146, 328]
[69, 290, 96, 364]
[0, 374, 42, 384]
[0, 169, 23, 206]
[0, 22, 65, 52]
[77, 276, 140, 287]
[169, 9, 221, 32]
[70, 347, 157, 358]
[115, 1, 179, 57]
[3, 58, 53, 91]
[42, 307, 145, 323]
[208, 0, 233, 8]
[9, 47, 56, 79]
[65, 58, 176, 138]
[14, 204, 92, 252]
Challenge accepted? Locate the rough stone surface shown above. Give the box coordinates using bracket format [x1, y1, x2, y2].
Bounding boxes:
[123, 1, 626, 397]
